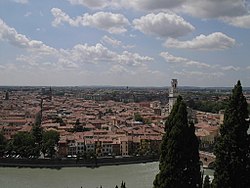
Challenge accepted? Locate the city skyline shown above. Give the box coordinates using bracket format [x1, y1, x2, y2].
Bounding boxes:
[1, 0, 250, 87]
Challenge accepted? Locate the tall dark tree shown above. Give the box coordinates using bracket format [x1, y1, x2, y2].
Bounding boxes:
[12, 132, 37, 158]
[0, 131, 6, 157]
[74, 118, 82, 132]
[34, 111, 42, 126]
[41, 130, 59, 158]
[121, 181, 126, 188]
[32, 125, 43, 144]
[33, 108, 43, 158]
[154, 96, 201, 188]
[213, 81, 250, 188]
[32, 125, 43, 158]
[203, 175, 210, 188]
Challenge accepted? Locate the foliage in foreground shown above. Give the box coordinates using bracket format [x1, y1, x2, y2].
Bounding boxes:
[213, 81, 250, 188]
[154, 96, 201, 188]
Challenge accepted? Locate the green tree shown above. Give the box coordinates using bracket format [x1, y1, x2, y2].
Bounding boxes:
[134, 112, 144, 123]
[213, 81, 250, 188]
[74, 118, 82, 132]
[34, 111, 42, 126]
[121, 181, 126, 188]
[0, 131, 6, 157]
[203, 175, 210, 188]
[31, 125, 43, 158]
[154, 96, 201, 188]
[32, 125, 43, 144]
[41, 130, 59, 158]
[12, 132, 37, 158]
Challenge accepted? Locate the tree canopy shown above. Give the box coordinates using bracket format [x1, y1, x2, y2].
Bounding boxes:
[154, 96, 201, 188]
[0, 131, 7, 157]
[203, 175, 210, 188]
[41, 130, 60, 158]
[213, 80, 250, 188]
[12, 132, 37, 158]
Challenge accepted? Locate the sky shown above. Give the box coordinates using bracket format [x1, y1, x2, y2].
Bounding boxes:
[0, 0, 250, 87]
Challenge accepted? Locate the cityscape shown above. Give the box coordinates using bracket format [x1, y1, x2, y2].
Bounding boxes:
[1, 0, 250, 188]
[0, 81, 250, 187]
[0, 79, 237, 160]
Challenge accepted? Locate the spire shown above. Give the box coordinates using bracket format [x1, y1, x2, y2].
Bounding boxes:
[5, 91, 9, 100]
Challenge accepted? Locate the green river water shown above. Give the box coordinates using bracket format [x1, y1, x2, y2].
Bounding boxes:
[0, 162, 214, 188]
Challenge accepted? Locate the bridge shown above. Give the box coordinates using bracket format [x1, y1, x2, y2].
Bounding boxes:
[199, 151, 215, 168]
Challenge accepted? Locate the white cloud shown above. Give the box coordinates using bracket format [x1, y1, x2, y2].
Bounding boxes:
[67, 0, 183, 10]
[126, 0, 183, 11]
[51, 8, 130, 34]
[173, 70, 224, 80]
[12, 0, 28, 4]
[67, 0, 121, 9]
[122, 44, 135, 49]
[64, 43, 152, 67]
[117, 51, 153, 66]
[135, 1, 250, 30]
[180, 0, 248, 19]
[133, 12, 194, 38]
[222, 15, 250, 28]
[178, 1, 250, 29]
[247, 66, 250, 69]
[68, 0, 107, 9]
[165, 32, 236, 50]
[160, 52, 210, 68]
[66, 1, 250, 30]
[66, 0, 250, 29]
[0, 65, 6, 69]
[24, 12, 32, 17]
[51, 8, 74, 26]
[0, 18, 56, 55]
[0, 18, 153, 71]
[101, 35, 122, 47]
[63, 43, 117, 64]
[101, 35, 135, 49]
[109, 64, 133, 74]
[221, 66, 240, 71]
[125, 0, 248, 20]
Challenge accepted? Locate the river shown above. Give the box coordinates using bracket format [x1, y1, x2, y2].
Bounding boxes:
[0, 162, 214, 188]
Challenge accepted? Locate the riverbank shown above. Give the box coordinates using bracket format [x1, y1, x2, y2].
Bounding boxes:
[0, 155, 159, 168]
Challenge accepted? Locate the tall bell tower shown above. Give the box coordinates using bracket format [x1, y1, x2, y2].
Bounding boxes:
[168, 79, 179, 114]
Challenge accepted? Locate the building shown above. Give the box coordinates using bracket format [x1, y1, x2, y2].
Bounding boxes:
[168, 79, 179, 114]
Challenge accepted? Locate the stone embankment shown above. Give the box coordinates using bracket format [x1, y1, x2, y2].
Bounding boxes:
[0, 155, 159, 168]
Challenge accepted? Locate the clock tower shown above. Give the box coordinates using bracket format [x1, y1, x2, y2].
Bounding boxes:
[168, 79, 179, 114]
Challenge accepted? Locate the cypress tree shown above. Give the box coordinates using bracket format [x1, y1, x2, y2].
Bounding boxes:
[213, 80, 250, 188]
[203, 175, 210, 188]
[121, 181, 126, 188]
[154, 96, 201, 188]
[0, 131, 6, 157]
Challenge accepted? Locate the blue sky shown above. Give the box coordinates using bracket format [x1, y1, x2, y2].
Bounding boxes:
[0, 0, 250, 87]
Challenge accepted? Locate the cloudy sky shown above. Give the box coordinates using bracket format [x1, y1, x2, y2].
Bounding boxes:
[0, 0, 250, 87]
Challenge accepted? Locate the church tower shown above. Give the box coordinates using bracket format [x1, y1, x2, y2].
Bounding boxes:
[5, 91, 9, 100]
[168, 79, 179, 114]
[48, 87, 52, 100]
